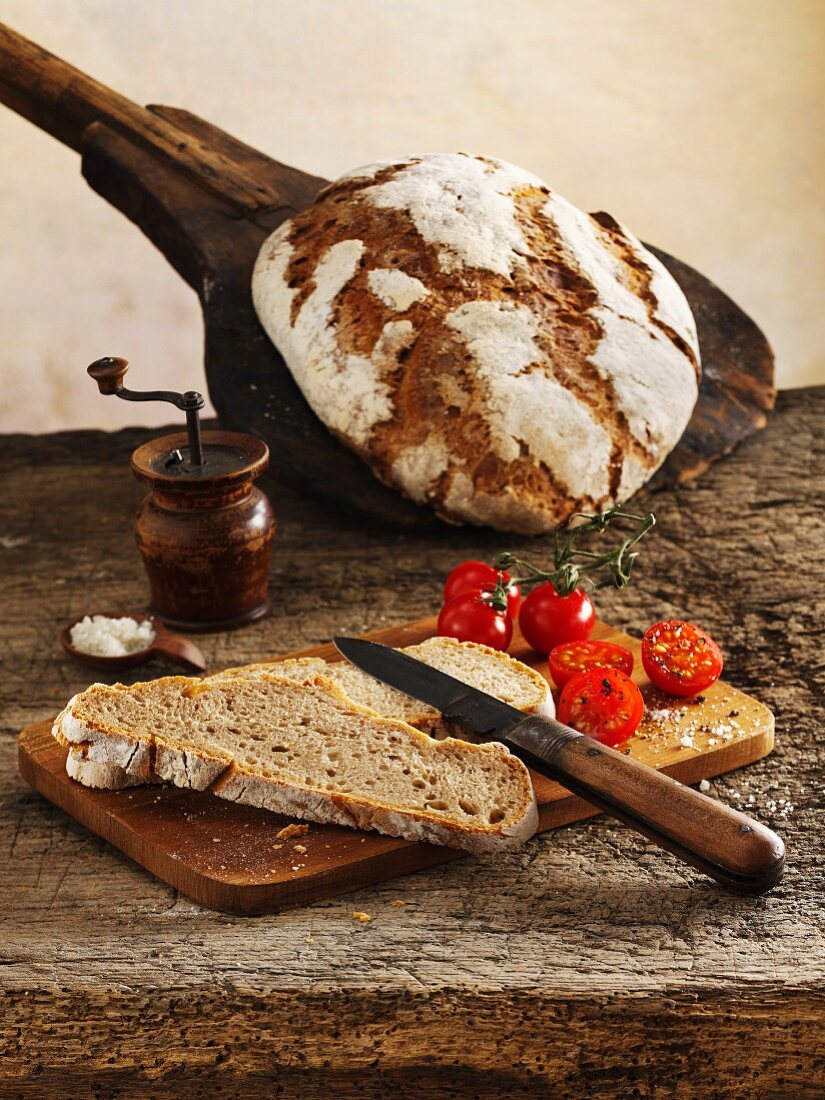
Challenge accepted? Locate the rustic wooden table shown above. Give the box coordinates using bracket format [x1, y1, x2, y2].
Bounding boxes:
[1, 389, 822, 1098]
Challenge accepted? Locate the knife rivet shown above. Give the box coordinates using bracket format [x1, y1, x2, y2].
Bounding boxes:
[587, 748, 600, 757]
[740, 825, 753, 833]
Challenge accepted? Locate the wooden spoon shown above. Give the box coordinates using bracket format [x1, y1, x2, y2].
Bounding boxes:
[59, 612, 207, 674]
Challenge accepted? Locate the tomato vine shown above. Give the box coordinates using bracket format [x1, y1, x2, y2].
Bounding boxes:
[484, 506, 656, 610]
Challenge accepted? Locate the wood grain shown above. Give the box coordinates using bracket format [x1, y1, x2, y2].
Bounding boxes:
[18, 617, 775, 915]
[0, 22, 775, 528]
[0, 390, 823, 1098]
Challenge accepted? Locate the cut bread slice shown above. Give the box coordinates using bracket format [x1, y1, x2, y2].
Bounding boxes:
[218, 637, 556, 734]
[54, 673, 538, 854]
[66, 638, 553, 788]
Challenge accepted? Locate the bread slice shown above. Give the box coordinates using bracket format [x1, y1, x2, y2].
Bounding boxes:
[67, 638, 553, 787]
[54, 673, 538, 854]
[218, 637, 556, 735]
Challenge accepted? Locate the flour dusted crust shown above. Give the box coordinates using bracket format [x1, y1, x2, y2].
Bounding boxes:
[252, 153, 701, 534]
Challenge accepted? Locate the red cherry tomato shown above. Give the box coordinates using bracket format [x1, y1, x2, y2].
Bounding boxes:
[548, 639, 634, 688]
[437, 591, 513, 652]
[642, 620, 723, 697]
[443, 561, 522, 619]
[557, 667, 644, 747]
[518, 583, 595, 654]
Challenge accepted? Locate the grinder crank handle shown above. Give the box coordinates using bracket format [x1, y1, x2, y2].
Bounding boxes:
[87, 357, 205, 465]
[504, 714, 785, 894]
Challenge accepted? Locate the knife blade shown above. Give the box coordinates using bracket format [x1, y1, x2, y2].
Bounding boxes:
[333, 636, 786, 894]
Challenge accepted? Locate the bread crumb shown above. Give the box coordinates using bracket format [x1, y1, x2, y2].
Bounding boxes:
[352, 911, 372, 923]
[305, 936, 315, 944]
[212, 837, 221, 843]
[392, 900, 406, 908]
[272, 844, 283, 850]
[277, 823, 310, 839]
[699, 779, 711, 792]
[293, 844, 307, 854]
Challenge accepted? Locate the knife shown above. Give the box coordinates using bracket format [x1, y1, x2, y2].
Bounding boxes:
[333, 637, 785, 894]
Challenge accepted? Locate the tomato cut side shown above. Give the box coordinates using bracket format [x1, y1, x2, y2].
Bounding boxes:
[548, 640, 634, 687]
[642, 620, 723, 697]
[557, 668, 644, 747]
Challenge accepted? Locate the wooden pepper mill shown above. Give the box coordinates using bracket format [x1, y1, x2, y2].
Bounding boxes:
[88, 357, 276, 632]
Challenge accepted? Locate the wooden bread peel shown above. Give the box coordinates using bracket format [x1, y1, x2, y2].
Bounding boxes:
[0, 23, 775, 525]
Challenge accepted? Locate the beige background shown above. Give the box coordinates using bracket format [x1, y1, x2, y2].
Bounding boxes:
[0, 0, 822, 434]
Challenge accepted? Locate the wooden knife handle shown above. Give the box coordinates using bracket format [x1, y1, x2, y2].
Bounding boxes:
[506, 715, 785, 894]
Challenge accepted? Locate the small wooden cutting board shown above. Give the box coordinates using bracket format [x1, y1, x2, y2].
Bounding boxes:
[18, 617, 774, 915]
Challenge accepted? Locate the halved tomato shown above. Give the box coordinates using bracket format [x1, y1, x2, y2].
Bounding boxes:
[641, 620, 723, 697]
[557, 667, 644, 747]
[548, 639, 634, 688]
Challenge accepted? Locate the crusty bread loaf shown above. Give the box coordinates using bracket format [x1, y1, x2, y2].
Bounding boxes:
[54, 673, 538, 854]
[66, 637, 553, 787]
[252, 152, 701, 534]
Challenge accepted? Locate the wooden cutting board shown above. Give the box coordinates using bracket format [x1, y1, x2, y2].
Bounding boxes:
[18, 617, 774, 915]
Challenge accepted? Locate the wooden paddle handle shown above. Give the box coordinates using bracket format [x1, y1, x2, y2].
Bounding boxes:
[506, 715, 785, 894]
[0, 21, 153, 150]
[0, 21, 276, 211]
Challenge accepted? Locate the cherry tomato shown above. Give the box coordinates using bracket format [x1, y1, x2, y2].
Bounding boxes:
[437, 591, 513, 652]
[518, 583, 595, 654]
[443, 561, 522, 620]
[557, 667, 644, 747]
[548, 639, 634, 688]
[642, 619, 723, 697]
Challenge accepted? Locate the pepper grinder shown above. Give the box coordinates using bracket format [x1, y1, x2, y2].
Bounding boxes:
[87, 357, 276, 632]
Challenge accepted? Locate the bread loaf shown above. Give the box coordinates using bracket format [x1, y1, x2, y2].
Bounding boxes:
[252, 153, 701, 534]
[55, 673, 539, 854]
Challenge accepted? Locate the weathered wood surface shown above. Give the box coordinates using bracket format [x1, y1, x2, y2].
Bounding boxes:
[0, 22, 775, 528]
[0, 389, 823, 1098]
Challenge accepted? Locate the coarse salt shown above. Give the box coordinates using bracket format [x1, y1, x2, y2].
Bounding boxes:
[69, 615, 155, 657]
